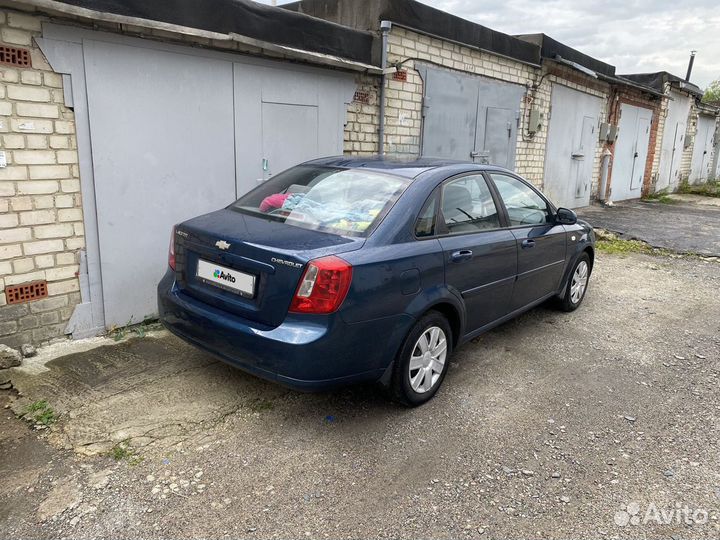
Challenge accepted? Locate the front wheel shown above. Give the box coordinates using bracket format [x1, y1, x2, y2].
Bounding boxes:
[391, 311, 453, 406]
[557, 253, 591, 312]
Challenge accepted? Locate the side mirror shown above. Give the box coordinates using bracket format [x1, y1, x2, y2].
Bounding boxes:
[555, 207, 577, 225]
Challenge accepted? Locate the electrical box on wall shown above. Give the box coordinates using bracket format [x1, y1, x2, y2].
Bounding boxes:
[599, 122, 619, 143]
[528, 107, 543, 133]
[684, 134, 694, 149]
[599, 122, 610, 140]
[607, 125, 618, 143]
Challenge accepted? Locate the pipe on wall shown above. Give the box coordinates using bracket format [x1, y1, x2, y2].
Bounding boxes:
[378, 20, 392, 156]
[599, 148, 613, 205]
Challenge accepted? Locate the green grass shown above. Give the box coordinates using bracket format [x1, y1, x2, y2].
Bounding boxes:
[109, 440, 144, 465]
[109, 317, 163, 341]
[642, 190, 676, 204]
[595, 230, 671, 257]
[594, 230, 719, 262]
[677, 179, 720, 198]
[23, 400, 56, 427]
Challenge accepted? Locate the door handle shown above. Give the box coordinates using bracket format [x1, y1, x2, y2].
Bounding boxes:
[450, 250, 473, 262]
[521, 239, 536, 249]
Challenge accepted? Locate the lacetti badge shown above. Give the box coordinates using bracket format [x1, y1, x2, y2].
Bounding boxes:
[213, 269, 236, 283]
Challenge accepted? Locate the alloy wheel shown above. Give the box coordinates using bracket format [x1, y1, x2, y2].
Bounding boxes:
[408, 326, 448, 394]
[570, 260, 589, 304]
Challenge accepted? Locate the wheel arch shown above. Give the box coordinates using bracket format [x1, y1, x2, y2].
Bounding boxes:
[427, 302, 462, 348]
[557, 245, 594, 298]
[584, 245, 595, 273]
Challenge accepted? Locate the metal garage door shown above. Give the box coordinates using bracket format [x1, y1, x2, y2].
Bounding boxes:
[611, 103, 652, 201]
[657, 90, 691, 192]
[690, 115, 716, 183]
[39, 26, 353, 330]
[543, 84, 603, 209]
[418, 66, 524, 167]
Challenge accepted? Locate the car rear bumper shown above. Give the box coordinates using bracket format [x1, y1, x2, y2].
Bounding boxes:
[157, 270, 412, 391]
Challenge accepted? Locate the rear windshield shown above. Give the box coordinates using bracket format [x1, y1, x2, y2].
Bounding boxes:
[231, 165, 410, 237]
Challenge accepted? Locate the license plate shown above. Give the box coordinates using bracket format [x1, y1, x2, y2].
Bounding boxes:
[196, 259, 255, 298]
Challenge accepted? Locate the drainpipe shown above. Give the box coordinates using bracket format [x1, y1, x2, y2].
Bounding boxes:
[378, 20, 392, 156]
[599, 148, 613, 206]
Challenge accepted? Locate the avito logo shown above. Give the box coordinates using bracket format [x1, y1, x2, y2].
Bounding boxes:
[213, 269, 236, 283]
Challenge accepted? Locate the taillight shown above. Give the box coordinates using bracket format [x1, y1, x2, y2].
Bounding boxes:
[168, 225, 176, 270]
[289, 255, 352, 314]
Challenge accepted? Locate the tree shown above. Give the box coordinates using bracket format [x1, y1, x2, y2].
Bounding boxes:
[703, 79, 720, 104]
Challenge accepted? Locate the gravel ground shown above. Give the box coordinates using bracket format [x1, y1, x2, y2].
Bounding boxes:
[1, 250, 719, 539]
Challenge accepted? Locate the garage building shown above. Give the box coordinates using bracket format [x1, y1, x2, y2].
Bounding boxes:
[623, 72, 704, 192]
[602, 79, 665, 202]
[3, 0, 709, 349]
[0, 0, 379, 346]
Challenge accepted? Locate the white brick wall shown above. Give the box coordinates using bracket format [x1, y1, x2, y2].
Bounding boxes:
[650, 89, 669, 187]
[344, 73, 380, 155]
[0, 7, 84, 348]
[679, 101, 697, 183]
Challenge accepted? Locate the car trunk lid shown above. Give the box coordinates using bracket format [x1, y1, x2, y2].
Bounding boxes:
[174, 208, 364, 327]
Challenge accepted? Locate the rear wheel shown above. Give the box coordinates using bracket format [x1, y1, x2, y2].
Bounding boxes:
[391, 311, 453, 406]
[557, 253, 591, 312]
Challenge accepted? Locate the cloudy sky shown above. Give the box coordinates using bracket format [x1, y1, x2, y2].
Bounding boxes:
[264, 0, 719, 90]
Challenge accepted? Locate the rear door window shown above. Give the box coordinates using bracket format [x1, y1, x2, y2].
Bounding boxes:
[231, 165, 410, 237]
[439, 175, 501, 234]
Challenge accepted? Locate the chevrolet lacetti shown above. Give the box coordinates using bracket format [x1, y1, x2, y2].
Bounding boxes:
[158, 157, 595, 405]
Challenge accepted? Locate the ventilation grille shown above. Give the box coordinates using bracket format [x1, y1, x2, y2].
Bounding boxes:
[353, 90, 371, 104]
[5, 281, 48, 305]
[393, 70, 408, 82]
[0, 45, 31, 68]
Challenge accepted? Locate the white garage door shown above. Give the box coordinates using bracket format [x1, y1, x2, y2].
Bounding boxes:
[690, 115, 716, 183]
[543, 84, 603, 209]
[657, 90, 691, 192]
[40, 26, 354, 330]
[611, 103, 652, 201]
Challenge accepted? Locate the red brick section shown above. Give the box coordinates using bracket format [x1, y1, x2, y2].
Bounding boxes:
[603, 86, 663, 199]
[0, 44, 31, 67]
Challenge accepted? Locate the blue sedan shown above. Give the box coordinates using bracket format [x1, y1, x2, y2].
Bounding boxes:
[158, 157, 595, 405]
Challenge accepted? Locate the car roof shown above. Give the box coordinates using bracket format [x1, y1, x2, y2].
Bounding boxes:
[304, 155, 514, 179]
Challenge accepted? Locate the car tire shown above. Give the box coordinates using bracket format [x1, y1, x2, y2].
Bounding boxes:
[557, 252, 591, 312]
[391, 311, 453, 407]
